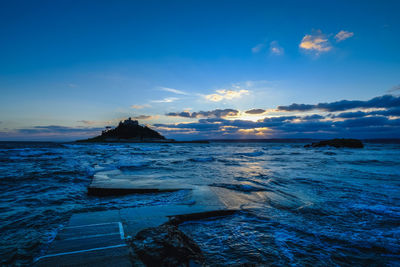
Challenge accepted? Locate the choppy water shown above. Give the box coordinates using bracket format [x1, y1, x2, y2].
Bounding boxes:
[0, 141, 399, 266]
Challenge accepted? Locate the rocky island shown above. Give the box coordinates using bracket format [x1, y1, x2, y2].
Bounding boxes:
[305, 138, 364, 148]
[77, 117, 170, 142]
[77, 117, 208, 143]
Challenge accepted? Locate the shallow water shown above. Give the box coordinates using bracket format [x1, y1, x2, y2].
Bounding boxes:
[0, 141, 399, 265]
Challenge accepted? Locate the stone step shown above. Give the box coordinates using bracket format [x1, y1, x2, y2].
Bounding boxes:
[68, 210, 121, 226]
[88, 170, 190, 196]
[57, 222, 122, 240]
[35, 221, 130, 267]
[47, 233, 124, 255]
[35, 245, 131, 267]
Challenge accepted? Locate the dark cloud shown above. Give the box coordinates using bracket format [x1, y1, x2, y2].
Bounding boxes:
[334, 116, 390, 128]
[165, 111, 193, 118]
[0, 125, 104, 141]
[277, 103, 315, 112]
[166, 109, 239, 118]
[16, 125, 103, 134]
[132, 115, 153, 120]
[278, 94, 400, 112]
[77, 120, 96, 125]
[156, 113, 400, 139]
[370, 107, 400, 117]
[334, 111, 367, 119]
[245, 109, 266, 114]
[261, 116, 298, 127]
[302, 114, 325, 120]
[387, 84, 400, 93]
[334, 107, 400, 118]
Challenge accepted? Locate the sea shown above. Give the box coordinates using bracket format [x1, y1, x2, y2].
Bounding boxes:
[0, 141, 399, 266]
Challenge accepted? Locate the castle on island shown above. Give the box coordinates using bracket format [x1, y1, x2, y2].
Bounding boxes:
[102, 117, 139, 135]
[77, 117, 208, 143]
[81, 117, 166, 142]
[119, 117, 139, 126]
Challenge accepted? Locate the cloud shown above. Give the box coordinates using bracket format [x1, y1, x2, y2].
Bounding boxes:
[131, 115, 157, 120]
[166, 111, 192, 118]
[372, 107, 400, 117]
[245, 109, 266, 114]
[131, 104, 151, 109]
[205, 89, 249, 102]
[77, 120, 97, 125]
[15, 125, 103, 134]
[333, 111, 367, 119]
[151, 97, 179, 103]
[387, 84, 400, 93]
[278, 95, 400, 112]
[155, 111, 400, 139]
[131, 105, 147, 109]
[334, 107, 400, 118]
[302, 114, 325, 120]
[270, 41, 284, 55]
[0, 125, 104, 141]
[156, 94, 400, 139]
[299, 30, 332, 54]
[159, 87, 188, 95]
[277, 103, 316, 112]
[252, 43, 265, 53]
[334, 116, 394, 128]
[166, 109, 239, 118]
[335, 30, 354, 42]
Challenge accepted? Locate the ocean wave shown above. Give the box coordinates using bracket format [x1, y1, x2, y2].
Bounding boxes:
[217, 158, 240, 165]
[351, 204, 400, 216]
[1, 141, 400, 266]
[117, 159, 151, 169]
[189, 157, 215, 162]
[19, 150, 49, 156]
[235, 151, 264, 157]
[209, 183, 267, 192]
[137, 146, 161, 151]
[348, 159, 397, 166]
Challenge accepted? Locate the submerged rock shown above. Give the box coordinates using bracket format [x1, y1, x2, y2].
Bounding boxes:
[305, 138, 364, 148]
[129, 224, 204, 267]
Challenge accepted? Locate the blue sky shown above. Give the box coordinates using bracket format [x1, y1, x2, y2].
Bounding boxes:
[0, 0, 399, 140]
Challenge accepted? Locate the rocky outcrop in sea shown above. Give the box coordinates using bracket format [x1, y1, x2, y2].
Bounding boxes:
[78, 118, 167, 142]
[305, 138, 364, 148]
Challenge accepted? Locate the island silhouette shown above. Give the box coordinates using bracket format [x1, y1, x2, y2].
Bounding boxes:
[77, 117, 208, 143]
[77, 118, 169, 142]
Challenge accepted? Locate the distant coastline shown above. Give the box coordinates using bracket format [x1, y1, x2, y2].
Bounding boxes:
[2, 138, 399, 144]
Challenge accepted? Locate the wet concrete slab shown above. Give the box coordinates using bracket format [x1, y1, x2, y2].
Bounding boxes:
[47, 234, 124, 255]
[88, 170, 191, 196]
[120, 204, 223, 236]
[35, 221, 130, 267]
[35, 245, 131, 267]
[210, 186, 270, 210]
[36, 168, 244, 266]
[68, 210, 121, 226]
[57, 222, 121, 240]
[36, 200, 238, 266]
